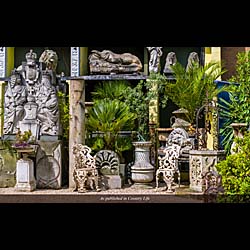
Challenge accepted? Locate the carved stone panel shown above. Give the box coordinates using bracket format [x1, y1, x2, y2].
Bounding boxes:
[95, 150, 122, 189]
[36, 141, 62, 189]
[95, 150, 120, 175]
[189, 150, 225, 192]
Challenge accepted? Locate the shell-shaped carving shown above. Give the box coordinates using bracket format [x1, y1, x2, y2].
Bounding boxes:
[95, 150, 120, 175]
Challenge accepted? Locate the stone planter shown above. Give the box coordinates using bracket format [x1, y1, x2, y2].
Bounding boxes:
[189, 149, 225, 192]
[131, 141, 155, 184]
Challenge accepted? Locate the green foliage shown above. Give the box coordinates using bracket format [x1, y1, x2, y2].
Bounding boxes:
[153, 61, 227, 124]
[86, 82, 137, 156]
[216, 131, 250, 202]
[16, 129, 32, 144]
[90, 79, 157, 142]
[91, 80, 129, 101]
[0, 139, 16, 156]
[124, 79, 157, 141]
[218, 51, 250, 154]
[57, 91, 70, 141]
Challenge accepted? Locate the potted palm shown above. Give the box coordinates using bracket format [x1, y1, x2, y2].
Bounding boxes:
[150, 60, 228, 149]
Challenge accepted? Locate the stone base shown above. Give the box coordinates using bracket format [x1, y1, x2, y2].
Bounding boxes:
[102, 175, 122, 189]
[15, 158, 36, 192]
[131, 168, 155, 184]
[15, 181, 36, 192]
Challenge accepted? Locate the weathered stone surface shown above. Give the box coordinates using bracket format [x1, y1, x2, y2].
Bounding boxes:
[36, 141, 62, 189]
[100, 175, 122, 189]
[15, 158, 36, 191]
[88, 50, 142, 74]
[189, 149, 225, 192]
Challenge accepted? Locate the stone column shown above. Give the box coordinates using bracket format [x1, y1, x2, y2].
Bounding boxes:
[69, 79, 85, 188]
[0, 81, 6, 137]
[148, 79, 159, 166]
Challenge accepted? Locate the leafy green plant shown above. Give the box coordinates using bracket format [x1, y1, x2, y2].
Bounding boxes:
[155, 61, 227, 124]
[216, 131, 250, 202]
[57, 91, 70, 141]
[218, 51, 250, 154]
[86, 81, 137, 158]
[15, 129, 33, 146]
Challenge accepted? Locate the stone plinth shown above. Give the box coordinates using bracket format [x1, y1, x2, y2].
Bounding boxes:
[14, 145, 37, 191]
[15, 157, 36, 191]
[102, 175, 122, 189]
[189, 149, 225, 192]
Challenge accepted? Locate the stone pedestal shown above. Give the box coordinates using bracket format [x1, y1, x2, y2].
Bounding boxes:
[14, 145, 37, 191]
[131, 141, 155, 185]
[103, 175, 122, 189]
[15, 157, 36, 191]
[36, 140, 62, 189]
[189, 149, 225, 192]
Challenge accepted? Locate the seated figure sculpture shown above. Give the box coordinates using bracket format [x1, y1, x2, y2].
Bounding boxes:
[88, 49, 142, 74]
[3, 69, 27, 134]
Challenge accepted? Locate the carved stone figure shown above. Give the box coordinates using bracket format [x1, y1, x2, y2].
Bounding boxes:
[36, 71, 59, 135]
[17, 49, 40, 85]
[3, 70, 27, 134]
[3, 49, 60, 138]
[186, 52, 199, 71]
[163, 52, 177, 74]
[39, 49, 58, 72]
[147, 47, 163, 73]
[88, 49, 142, 74]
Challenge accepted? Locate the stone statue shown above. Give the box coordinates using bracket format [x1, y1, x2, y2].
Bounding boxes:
[3, 69, 27, 134]
[3, 49, 60, 138]
[39, 49, 58, 72]
[147, 47, 163, 73]
[88, 49, 142, 74]
[186, 52, 199, 71]
[17, 49, 40, 85]
[36, 71, 59, 135]
[163, 52, 177, 74]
